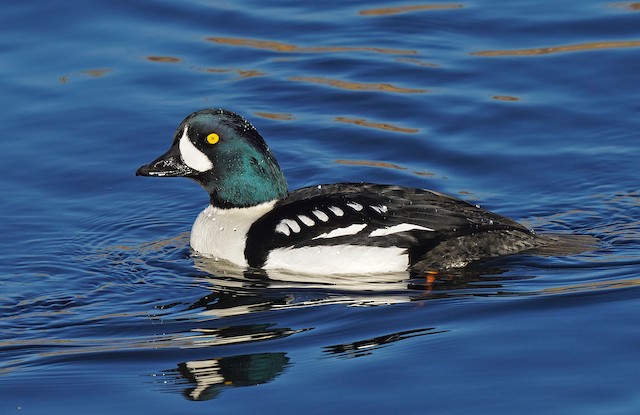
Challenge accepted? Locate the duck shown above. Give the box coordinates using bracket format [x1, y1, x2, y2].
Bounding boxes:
[136, 109, 578, 275]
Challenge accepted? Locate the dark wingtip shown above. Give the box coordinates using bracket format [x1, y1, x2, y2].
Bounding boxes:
[529, 233, 599, 256]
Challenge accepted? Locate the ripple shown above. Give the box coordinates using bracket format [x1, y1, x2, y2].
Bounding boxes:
[334, 159, 439, 177]
[58, 68, 113, 84]
[206, 36, 417, 55]
[289, 76, 428, 93]
[472, 40, 640, 56]
[492, 95, 520, 101]
[254, 112, 295, 121]
[201, 67, 266, 79]
[335, 159, 407, 170]
[334, 116, 419, 133]
[145, 55, 182, 63]
[541, 276, 640, 295]
[394, 57, 439, 67]
[82, 68, 112, 77]
[323, 328, 447, 359]
[359, 4, 465, 16]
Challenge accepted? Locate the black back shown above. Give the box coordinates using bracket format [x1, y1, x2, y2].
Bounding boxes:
[244, 183, 532, 268]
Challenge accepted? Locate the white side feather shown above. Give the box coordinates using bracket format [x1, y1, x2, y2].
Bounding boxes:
[265, 245, 408, 274]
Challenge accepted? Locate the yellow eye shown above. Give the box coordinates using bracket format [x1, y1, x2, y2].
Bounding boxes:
[206, 133, 220, 144]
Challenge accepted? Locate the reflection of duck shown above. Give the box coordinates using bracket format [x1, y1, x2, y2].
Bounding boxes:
[187, 270, 415, 315]
[160, 353, 289, 401]
[187, 257, 536, 314]
[137, 109, 593, 274]
[324, 327, 447, 359]
[178, 323, 303, 348]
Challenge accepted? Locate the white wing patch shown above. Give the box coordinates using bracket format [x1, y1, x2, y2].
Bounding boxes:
[275, 221, 291, 236]
[274, 218, 301, 236]
[297, 215, 315, 226]
[346, 202, 364, 211]
[369, 223, 434, 237]
[313, 223, 367, 240]
[328, 206, 344, 216]
[312, 210, 329, 222]
[285, 219, 301, 233]
[370, 205, 388, 214]
[179, 127, 213, 172]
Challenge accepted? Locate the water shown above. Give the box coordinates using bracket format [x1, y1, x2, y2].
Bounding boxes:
[1, 0, 639, 413]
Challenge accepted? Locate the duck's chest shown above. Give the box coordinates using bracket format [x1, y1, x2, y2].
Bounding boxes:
[190, 202, 275, 266]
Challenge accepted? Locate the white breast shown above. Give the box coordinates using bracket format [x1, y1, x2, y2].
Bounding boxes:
[190, 201, 276, 266]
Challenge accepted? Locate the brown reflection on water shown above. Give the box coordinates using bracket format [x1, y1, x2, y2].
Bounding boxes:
[414, 171, 436, 177]
[206, 37, 416, 55]
[254, 112, 295, 121]
[336, 159, 407, 170]
[492, 95, 520, 101]
[336, 159, 439, 178]
[146, 56, 182, 63]
[290, 76, 428, 94]
[394, 57, 439, 67]
[58, 68, 113, 84]
[359, 4, 464, 16]
[472, 40, 640, 56]
[82, 68, 112, 77]
[335, 116, 418, 133]
[610, 2, 640, 10]
[542, 277, 640, 295]
[202, 67, 265, 79]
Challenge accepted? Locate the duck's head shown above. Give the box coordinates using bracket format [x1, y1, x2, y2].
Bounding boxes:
[136, 109, 288, 208]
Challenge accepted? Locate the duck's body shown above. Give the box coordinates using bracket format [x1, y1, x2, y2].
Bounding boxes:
[136, 109, 572, 275]
[241, 183, 537, 273]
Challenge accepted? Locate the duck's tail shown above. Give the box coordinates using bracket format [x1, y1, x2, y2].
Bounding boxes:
[527, 233, 599, 256]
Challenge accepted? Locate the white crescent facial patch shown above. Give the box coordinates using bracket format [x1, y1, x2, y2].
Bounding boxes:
[179, 127, 214, 172]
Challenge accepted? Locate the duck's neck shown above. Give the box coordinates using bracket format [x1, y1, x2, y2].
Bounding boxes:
[205, 163, 288, 209]
[209, 190, 286, 209]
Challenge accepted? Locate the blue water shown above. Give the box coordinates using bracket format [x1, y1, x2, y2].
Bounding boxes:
[2, 0, 639, 413]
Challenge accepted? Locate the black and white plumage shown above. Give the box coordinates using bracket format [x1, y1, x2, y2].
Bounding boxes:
[244, 183, 537, 273]
[136, 109, 590, 275]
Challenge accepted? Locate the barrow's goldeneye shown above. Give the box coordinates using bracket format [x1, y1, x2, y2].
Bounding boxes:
[136, 109, 583, 274]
